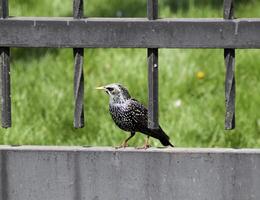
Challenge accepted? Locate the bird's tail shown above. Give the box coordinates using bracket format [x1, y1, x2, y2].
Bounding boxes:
[152, 127, 174, 147]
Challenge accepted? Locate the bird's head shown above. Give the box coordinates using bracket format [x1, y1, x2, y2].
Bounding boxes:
[96, 83, 131, 104]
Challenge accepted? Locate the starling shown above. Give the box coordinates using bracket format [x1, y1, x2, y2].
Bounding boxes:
[96, 83, 174, 148]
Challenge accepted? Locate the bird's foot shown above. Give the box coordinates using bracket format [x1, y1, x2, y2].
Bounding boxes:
[115, 142, 128, 149]
[136, 144, 151, 150]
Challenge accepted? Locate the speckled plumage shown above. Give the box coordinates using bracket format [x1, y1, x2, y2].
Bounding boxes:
[97, 83, 173, 147]
[109, 98, 147, 132]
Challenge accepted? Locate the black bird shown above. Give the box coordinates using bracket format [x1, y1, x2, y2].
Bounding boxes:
[96, 83, 174, 148]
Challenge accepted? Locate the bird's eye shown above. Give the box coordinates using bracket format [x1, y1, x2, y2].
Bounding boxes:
[107, 87, 114, 92]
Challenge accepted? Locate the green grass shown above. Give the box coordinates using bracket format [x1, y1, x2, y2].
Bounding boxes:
[1, 0, 260, 148]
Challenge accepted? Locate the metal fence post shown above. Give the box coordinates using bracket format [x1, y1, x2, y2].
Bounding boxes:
[0, 0, 11, 128]
[73, 0, 84, 128]
[147, 0, 159, 129]
[224, 0, 235, 129]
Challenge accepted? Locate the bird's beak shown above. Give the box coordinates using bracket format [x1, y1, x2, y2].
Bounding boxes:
[95, 86, 105, 90]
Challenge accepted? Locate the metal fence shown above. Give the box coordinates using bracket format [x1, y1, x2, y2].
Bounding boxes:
[0, 0, 260, 130]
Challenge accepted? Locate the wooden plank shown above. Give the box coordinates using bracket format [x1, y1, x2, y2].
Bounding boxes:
[0, 18, 260, 48]
[147, 0, 159, 129]
[73, 0, 84, 128]
[0, 0, 11, 128]
[224, 0, 235, 129]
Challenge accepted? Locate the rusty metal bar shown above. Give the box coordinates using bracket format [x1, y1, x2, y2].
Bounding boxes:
[224, 0, 235, 129]
[147, 0, 159, 129]
[73, 0, 84, 128]
[0, 0, 11, 128]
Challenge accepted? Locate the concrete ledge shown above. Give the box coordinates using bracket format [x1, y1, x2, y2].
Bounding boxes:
[0, 146, 260, 200]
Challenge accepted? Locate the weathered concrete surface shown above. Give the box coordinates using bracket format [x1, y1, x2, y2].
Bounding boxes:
[0, 146, 260, 200]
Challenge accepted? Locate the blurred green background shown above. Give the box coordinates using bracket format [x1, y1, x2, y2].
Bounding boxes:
[0, 0, 260, 148]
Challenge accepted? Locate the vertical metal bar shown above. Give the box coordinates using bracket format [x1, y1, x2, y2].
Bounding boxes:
[147, 0, 159, 129]
[0, 0, 11, 128]
[223, 0, 234, 20]
[224, 0, 235, 129]
[0, 0, 8, 17]
[73, 0, 83, 19]
[147, 0, 158, 20]
[73, 0, 84, 128]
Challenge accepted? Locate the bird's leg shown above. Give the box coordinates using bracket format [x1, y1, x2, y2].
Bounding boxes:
[144, 136, 151, 149]
[136, 136, 151, 149]
[116, 132, 135, 149]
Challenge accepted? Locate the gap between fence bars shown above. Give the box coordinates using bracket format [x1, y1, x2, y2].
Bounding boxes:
[0, 0, 253, 131]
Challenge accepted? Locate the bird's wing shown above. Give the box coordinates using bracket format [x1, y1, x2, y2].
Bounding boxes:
[128, 99, 173, 146]
[128, 98, 148, 130]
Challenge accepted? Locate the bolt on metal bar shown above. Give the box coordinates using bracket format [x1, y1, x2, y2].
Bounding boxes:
[224, 0, 235, 129]
[0, 0, 11, 128]
[147, 0, 159, 129]
[73, 0, 84, 128]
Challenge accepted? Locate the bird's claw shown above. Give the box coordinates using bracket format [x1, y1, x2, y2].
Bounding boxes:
[115, 142, 128, 149]
[136, 144, 151, 150]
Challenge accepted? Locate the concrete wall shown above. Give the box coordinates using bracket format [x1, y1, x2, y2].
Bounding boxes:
[0, 146, 260, 200]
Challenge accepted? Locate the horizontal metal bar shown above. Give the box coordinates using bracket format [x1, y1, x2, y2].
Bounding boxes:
[0, 17, 260, 48]
[0, 146, 260, 200]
